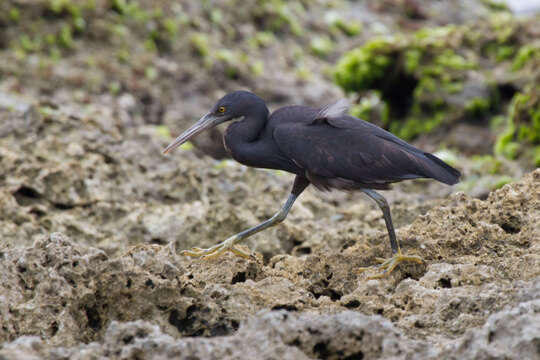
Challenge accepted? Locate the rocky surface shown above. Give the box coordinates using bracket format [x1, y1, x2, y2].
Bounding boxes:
[2, 297, 539, 360]
[0, 165, 538, 357]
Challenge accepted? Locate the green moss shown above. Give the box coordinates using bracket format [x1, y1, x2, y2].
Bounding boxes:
[143, 38, 157, 52]
[210, 9, 223, 24]
[73, 16, 86, 32]
[332, 18, 537, 142]
[489, 13, 515, 43]
[112, 0, 143, 18]
[190, 33, 210, 57]
[325, 12, 362, 37]
[249, 61, 264, 76]
[404, 49, 422, 74]
[443, 82, 464, 94]
[258, 0, 303, 36]
[414, 77, 436, 98]
[155, 125, 171, 139]
[434, 50, 476, 70]
[495, 125, 517, 158]
[310, 36, 334, 57]
[58, 25, 74, 48]
[392, 111, 445, 140]
[490, 115, 506, 131]
[471, 155, 501, 174]
[49, 0, 68, 13]
[350, 93, 389, 124]
[116, 48, 130, 62]
[512, 45, 539, 71]
[49, 47, 61, 61]
[108, 81, 121, 95]
[111, 24, 128, 38]
[495, 45, 514, 62]
[494, 91, 539, 161]
[465, 97, 490, 118]
[162, 18, 179, 36]
[144, 66, 158, 80]
[215, 49, 248, 79]
[533, 146, 540, 166]
[480, 0, 510, 12]
[413, 25, 456, 47]
[180, 142, 193, 151]
[335, 20, 362, 37]
[494, 176, 514, 189]
[249, 31, 276, 48]
[334, 38, 394, 93]
[19, 34, 41, 52]
[9, 8, 20, 22]
[295, 66, 311, 81]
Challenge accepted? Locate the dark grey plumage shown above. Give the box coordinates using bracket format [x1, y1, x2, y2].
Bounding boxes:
[219, 91, 460, 190]
[163, 90, 460, 277]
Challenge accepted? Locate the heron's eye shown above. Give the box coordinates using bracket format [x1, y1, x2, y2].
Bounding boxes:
[218, 106, 226, 113]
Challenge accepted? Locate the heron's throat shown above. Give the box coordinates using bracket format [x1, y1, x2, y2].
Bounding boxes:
[226, 105, 269, 141]
[223, 106, 269, 159]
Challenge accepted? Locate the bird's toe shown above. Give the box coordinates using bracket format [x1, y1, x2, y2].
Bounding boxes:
[358, 251, 424, 279]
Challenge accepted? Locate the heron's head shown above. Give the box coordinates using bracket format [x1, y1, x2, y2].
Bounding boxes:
[162, 90, 265, 154]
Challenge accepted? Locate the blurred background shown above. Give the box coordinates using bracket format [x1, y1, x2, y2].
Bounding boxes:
[0, 0, 538, 257]
[1, 0, 540, 353]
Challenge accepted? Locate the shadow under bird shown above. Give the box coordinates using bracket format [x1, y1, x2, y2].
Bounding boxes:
[163, 91, 460, 278]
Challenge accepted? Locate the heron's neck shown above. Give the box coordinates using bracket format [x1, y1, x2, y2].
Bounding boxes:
[226, 104, 269, 144]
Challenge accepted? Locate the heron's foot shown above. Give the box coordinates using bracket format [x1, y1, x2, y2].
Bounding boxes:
[180, 236, 255, 260]
[358, 251, 423, 279]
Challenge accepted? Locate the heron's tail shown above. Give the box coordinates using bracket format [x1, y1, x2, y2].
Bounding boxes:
[422, 153, 461, 185]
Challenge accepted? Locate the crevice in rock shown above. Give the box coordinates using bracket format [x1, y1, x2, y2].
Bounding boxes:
[13, 185, 42, 206]
[344, 300, 361, 308]
[438, 277, 452, 288]
[231, 271, 246, 284]
[53, 202, 75, 210]
[85, 305, 102, 331]
[344, 352, 364, 360]
[271, 304, 298, 311]
[313, 341, 330, 359]
[169, 305, 198, 335]
[499, 222, 520, 234]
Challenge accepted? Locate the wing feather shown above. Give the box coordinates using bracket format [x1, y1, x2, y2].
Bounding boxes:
[314, 99, 350, 122]
[274, 116, 460, 189]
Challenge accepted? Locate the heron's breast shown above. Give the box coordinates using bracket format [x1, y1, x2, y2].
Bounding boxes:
[222, 127, 248, 164]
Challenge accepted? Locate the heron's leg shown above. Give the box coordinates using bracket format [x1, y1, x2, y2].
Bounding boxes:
[181, 176, 309, 260]
[357, 189, 423, 279]
[363, 189, 400, 254]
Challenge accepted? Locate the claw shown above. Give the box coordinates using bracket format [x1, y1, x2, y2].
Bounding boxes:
[358, 251, 423, 279]
[373, 257, 388, 264]
[180, 236, 255, 260]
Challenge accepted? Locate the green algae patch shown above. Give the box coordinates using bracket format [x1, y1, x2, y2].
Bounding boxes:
[495, 90, 540, 165]
[334, 38, 395, 93]
[310, 36, 334, 58]
[333, 15, 540, 166]
[512, 45, 540, 71]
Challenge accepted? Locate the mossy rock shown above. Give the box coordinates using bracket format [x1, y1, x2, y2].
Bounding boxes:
[333, 14, 539, 167]
[495, 89, 540, 165]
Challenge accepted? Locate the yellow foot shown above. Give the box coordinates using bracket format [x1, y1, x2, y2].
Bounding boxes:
[358, 251, 423, 279]
[180, 236, 255, 260]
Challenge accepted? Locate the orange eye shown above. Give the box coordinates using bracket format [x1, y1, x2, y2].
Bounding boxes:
[218, 106, 226, 113]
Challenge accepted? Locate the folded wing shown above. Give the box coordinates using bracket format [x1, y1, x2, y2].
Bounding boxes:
[273, 115, 460, 190]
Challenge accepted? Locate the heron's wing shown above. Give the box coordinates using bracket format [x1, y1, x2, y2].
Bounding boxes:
[274, 118, 460, 189]
[314, 114, 423, 153]
[314, 99, 350, 122]
[320, 115, 461, 184]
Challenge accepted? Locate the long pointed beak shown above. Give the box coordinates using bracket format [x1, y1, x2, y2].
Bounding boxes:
[162, 113, 220, 154]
